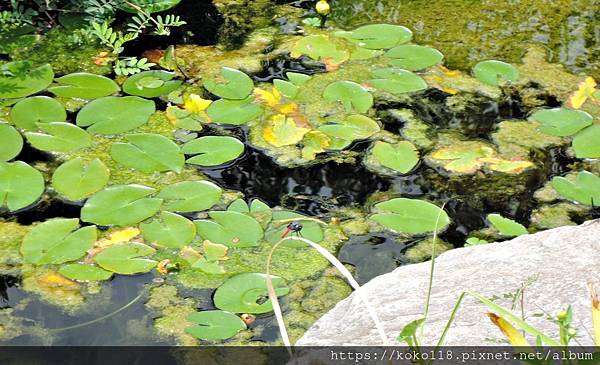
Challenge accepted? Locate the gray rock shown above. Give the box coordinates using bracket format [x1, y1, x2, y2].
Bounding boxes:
[297, 220, 600, 346]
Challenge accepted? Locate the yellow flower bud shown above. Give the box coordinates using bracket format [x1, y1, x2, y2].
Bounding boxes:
[556, 310, 567, 320]
[316, 0, 330, 16]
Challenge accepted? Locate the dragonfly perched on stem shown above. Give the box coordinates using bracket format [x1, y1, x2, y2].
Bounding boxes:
[281, 221, 303, 238]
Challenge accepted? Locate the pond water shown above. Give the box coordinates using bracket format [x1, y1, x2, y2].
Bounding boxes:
[0, 0, 598, 348]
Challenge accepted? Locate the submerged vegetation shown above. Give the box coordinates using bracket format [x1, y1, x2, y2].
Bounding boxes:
[0, 0, 599, 348]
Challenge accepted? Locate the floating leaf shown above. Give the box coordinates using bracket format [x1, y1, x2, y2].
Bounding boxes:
[122, 70, 182, 98]
[140, 211, 196, 248]
[338, 24, 412, 49]
[157, 180, 222, 212]
[94, 242, 157, 275]
[58, 264, 113, 281]
[166, 106, 203, 131]
[185, 310, 246, 340]
[81, 185, 163, 226]
[487, 214, 527, 237]
[385, 45, 444, 70]
[110, 133, 184, 173]
[301, 130, 330, 160]
[567, 77, 597, 109]
[369, 140, 419, 173]
[227, 199, 250, 213]
[366, 68, 428, 94]
[323, 81, 373, 113]
[318, 114, 380, 143]
[573, 125, 600, 158]
[116, 0, 182, 13]
[371, 198, 450, 234]
[473, 60, 519, 86]
[194, 211, 263, 247]
[465, 237, 489, 247]
[21, 218, 96, 265]
[265, 210, 324, 247]
[0, 124, 23, 161]
[529, 108, 593, 136]
[182, 136, 244, 166]
[0, 62, 54, 99]
[206, 96, 264, 125]
[263, 114, 310, 147]
[213, 273, 290, 314]
[429, 143, 495, 173]
[76, 96, 156, 134]
[0, 161, 44, 212]
[191, 241, 229, 274]
[480, 158, 534, 174]
[273, 79, 299, 99]
[48, 73, 119, 99]
[52, 158, 109, 201]
[10, 96, 66, 131]
[25, 122, 92, 152]
[290, 35, 349, 66]
[286, 72, 311, 86]
[203, 67, 254, 100]
[192, 257, 225, 274]
[552, 171, 600, 206]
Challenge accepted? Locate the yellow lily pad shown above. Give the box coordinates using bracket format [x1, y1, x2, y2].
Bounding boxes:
[429, 143, 495, 173]
[301, 130, 331, 160]
[263, 114, 310, 147]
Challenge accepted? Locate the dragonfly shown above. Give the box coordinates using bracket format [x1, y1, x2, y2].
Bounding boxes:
[281, 221, 303, 238]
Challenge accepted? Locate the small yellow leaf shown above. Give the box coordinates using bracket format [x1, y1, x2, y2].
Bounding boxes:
[253, 87, 281, 108]
[480, 158, 534, 174]
[37, 271, 80, 291]
[105, 227, 140, 245]
[184, 94, 212, 113]
[301, 130, 331, 160]
[279, 102, 299, 115]
[263, 114, 310, 147]
[567, 77, 597, 109]
[487, 312, 531, 347]
[179, 246, 202, 264]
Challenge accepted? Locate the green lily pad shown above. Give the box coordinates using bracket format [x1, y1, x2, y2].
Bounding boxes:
[81, 184, 163, 226]
[473, 60, 519, 86]
[58, 264, 113, 281]
[552, 171, 600, 206]
[273, 79, 299, 99]
[339, 24, 412, 49]
[116, 0, 182, 13]
[122, 70, 182, 98]
[371, 198, 450, 234]
[290, 35, 349, 65]
[182, 136, 244, 166]
[185, 310, 246, 341]
[264, 210, 324, 248]
[487, 214, 527, 237]
[213, 273, 290, 314]
[25, 122, 92, 153]
[367, 68, 428, 94]
[157, 180, 222, 213]
[323, 81, 373, 113]
[0, 124, 23, 161]
[94, 242, 157, 275]
[21, 218, 96, 265]
[465, 237, 489, 247]
[48, 73, 120, 99]
[0, 161, 44, 212]
[165, 106, 204, 131]
[194, 211, 264, 247]
[429, 143, 495, 173]
[227, 199, 251, 213]
[51, 158, 110, 201]
[203, 67, 254, 100]
[318, 114, 380, 143]
[10, 96, 67, 131]
[286, 72, 311, 86]
[140, 211, 196, 248]
[110, 133, 184, 173]
[0, 62, 54, 99]
[529, 108, 593, 137]
[385, 45, 444, 70]
[573, 124, 600, 158]
[76, 96, 156, 135]
[206, 96, 264, 125]
[369, 140, 419, 174]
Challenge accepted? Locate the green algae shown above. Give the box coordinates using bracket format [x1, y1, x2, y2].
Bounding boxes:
[491, 119, 566, 159]
[146, 284, 199, 345]
[405, 237, 453, 263]
[332, 0, 599, 78]
[0, 220, 29, 272]
[11, 27, 111, 75]
[529, 202, 590, 231]
[381, 109, 436, 149]
[213, 0, 274, 50]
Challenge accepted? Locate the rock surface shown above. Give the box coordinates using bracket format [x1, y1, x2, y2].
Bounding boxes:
[297, 220, 600, 346]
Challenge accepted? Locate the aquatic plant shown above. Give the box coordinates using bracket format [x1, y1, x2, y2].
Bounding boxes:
[185, 310, 246, 341]
[370, 198, 450, 234]
[486, 214, 528, 237]
[552, 171, 600, 206]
